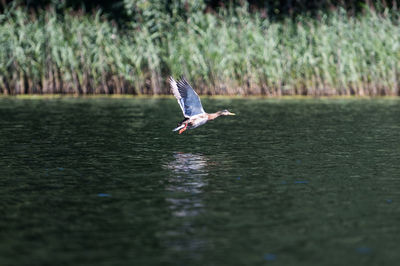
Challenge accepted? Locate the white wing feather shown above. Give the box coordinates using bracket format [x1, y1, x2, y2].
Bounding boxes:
[169, 77, 186, 117]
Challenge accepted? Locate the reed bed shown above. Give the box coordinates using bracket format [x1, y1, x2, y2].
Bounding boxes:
[1, 5, 400, 95]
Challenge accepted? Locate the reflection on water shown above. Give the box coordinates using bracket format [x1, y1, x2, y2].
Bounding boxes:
[164, 152, 208, 217]
[163, 153, 209, 257]
[166, 153, 208, 173]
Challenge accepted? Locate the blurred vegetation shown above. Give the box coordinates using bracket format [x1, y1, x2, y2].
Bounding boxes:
[1, 1, 400, 95]
[5, 1, 400, 21]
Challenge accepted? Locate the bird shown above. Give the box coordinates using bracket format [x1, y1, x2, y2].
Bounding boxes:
[169, 76, 235, 134]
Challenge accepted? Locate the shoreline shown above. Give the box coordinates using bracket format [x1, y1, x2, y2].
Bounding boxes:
[1, 94, 400, 100]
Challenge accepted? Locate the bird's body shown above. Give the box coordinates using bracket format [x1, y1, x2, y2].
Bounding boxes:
[170, 76, 235, 134]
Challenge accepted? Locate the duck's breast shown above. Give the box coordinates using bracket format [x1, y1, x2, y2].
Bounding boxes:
[188, 114, 208, 129]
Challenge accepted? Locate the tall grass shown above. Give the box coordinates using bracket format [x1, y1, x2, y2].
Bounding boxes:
[1, 5, 400, 95]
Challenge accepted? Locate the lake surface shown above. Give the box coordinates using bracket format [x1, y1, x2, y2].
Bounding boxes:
[0, 97, 400, 266]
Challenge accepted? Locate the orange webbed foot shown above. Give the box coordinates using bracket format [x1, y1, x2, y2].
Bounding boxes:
[179, 124, 187, 134]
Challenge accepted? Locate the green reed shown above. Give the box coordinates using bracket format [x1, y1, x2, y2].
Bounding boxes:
[1, 5, 399, 95]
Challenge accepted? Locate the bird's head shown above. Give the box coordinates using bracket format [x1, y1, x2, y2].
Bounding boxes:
[219, 109, 236, 116]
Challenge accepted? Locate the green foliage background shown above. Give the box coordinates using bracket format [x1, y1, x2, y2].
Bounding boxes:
[1, 1, 400, 95]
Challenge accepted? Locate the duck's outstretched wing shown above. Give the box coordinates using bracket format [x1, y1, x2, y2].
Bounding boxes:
[169, 77, 185, 115]
[169, 76, 205, 118]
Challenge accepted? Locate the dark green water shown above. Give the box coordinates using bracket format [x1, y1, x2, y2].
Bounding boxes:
[1, 97, 400, 266]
